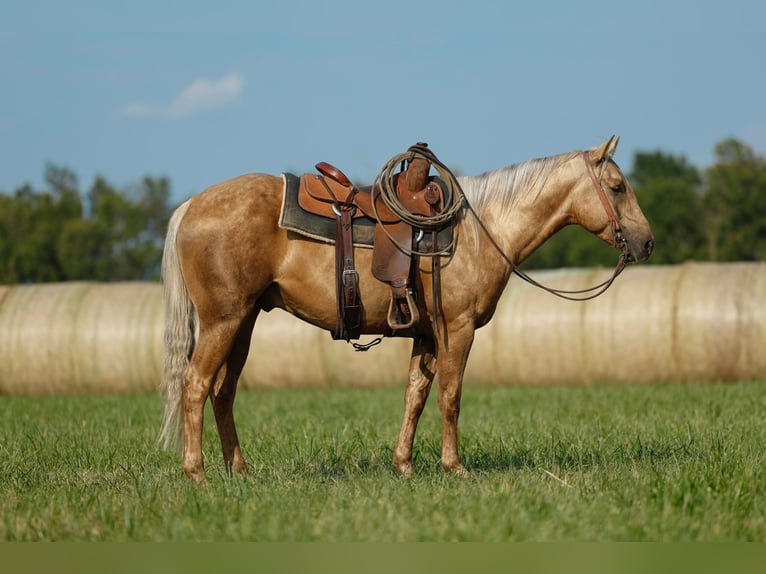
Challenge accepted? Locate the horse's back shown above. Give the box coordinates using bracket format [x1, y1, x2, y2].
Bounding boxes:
[183, 173, 283, 222]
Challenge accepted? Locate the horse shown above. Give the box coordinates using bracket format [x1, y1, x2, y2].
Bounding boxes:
[159, 136, 654, 481]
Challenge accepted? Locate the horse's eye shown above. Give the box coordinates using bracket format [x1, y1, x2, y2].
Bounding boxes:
[611, 182, 626, 194]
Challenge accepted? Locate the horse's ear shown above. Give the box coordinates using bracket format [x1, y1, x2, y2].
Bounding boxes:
[609, 136, 620, 157]
[589, 135, 617, 163]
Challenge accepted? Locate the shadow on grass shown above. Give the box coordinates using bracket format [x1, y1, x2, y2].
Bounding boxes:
[460, 433, 699, 474]
[192, 432, 700, 483]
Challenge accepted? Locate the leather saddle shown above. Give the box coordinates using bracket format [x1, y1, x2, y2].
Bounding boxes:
[296, 146, 446, 340]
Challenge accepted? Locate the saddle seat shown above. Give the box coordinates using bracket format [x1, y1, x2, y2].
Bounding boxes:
[296, 153, 446, 337]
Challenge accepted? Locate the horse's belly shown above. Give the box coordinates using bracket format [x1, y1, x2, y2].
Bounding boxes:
[271, 243, 393, 334]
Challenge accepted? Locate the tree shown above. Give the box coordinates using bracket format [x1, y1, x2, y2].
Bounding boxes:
[4, 171, 84, 282]
[134, 176, 172, 279]
[629, 151, 707, 264]
[84, 175, 171, 280]
[0, 193, 17, 281]
[630, 150, 700, 188]
[0, 166, 172, 283]
[703, 139, 766, 261]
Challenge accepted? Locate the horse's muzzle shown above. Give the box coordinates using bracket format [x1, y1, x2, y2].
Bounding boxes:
[631, 237, 654, 263]
[622, 234, 654, 263]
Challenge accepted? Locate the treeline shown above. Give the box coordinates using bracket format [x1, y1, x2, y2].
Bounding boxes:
[0, 138, 764, 284]
[0, 166, 171, 282]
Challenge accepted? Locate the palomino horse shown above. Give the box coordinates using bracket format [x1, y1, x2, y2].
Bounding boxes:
[159, 136, 654, 481]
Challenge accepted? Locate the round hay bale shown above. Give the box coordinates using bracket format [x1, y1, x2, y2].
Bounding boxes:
[671, 262, 766, 381]
[0, 282, 163, 394]
[466, 262, 766, 385]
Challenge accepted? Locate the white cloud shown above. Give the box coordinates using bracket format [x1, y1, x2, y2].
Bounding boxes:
[117, 73, 244, 120]
[168, 73, 243, 118]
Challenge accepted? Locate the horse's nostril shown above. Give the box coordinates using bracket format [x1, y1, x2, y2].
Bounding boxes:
[645, 239, 655, 255]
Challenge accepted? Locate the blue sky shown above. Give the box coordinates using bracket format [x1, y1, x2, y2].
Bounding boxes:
[1, 0, 764, 203]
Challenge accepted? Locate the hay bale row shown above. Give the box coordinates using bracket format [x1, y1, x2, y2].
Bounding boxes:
[468, 262, 766, 385]
[0, 262, 764, 394]
[0, 282, 164, 394]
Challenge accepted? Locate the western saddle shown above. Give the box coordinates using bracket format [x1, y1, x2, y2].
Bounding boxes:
[296, 143, 450, 342]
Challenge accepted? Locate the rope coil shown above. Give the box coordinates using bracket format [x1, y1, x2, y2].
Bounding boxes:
[371, 144, 466, 256]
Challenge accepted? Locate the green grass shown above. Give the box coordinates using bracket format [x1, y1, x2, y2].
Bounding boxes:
[1, 382, 765, 541]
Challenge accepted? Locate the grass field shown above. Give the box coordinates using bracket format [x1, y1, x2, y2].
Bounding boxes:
[1, 381, 765, 541]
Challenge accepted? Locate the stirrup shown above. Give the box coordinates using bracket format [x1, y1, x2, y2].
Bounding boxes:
[386, 289, 419, 330]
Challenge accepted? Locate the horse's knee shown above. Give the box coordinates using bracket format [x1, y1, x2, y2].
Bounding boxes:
[437, 391, 461, 420]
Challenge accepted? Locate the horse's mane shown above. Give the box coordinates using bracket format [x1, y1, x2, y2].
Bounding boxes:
[458, 150, 581, 220]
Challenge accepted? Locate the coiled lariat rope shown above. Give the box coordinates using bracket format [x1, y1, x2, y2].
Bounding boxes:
[371, 143, 464, 255]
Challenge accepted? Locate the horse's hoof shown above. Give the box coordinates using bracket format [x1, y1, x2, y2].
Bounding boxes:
[444, 463, 470, 478]
[184, 466, 207, 483]
[230, 459, 248, 476]
[394, 460, 413, 477]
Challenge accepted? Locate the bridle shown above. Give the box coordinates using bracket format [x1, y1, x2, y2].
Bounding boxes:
[465, 152, 631, 301]
[582, 151, 628, 257]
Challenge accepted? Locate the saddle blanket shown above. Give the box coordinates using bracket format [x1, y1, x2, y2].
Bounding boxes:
[278, 173, 453, 252]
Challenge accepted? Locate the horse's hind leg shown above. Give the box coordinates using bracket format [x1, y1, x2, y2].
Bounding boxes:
[209, 311, 257, 476]
[182, 316, 246, 482]
[393, 335, 437, 475]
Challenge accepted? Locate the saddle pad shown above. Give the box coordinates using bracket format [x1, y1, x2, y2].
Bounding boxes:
[279, 173, 454, 252]
[280, 173, 376, 248]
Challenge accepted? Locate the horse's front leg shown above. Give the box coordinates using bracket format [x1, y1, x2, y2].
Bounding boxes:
[393, 335, 437, 475]
[435, 321, 475, 476]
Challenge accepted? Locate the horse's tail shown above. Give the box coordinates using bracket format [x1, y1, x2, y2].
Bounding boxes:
[158, 199, 196, 452]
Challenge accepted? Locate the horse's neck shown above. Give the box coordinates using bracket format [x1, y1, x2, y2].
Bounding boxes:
[460, 157, 577, 266]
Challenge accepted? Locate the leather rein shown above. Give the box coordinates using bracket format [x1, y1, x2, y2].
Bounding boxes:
[464, 152, 630, 302]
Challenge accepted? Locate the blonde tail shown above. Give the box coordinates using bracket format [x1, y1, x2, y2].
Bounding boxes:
[158, 199, 196, 451]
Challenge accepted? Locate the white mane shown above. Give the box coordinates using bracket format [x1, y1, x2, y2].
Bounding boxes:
[457, 150, 581, 221]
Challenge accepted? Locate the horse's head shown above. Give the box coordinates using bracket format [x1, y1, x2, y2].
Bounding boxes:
[573, 136, 654, 263]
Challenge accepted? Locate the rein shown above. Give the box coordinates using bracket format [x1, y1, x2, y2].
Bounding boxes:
[464, 152, 630, 302]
